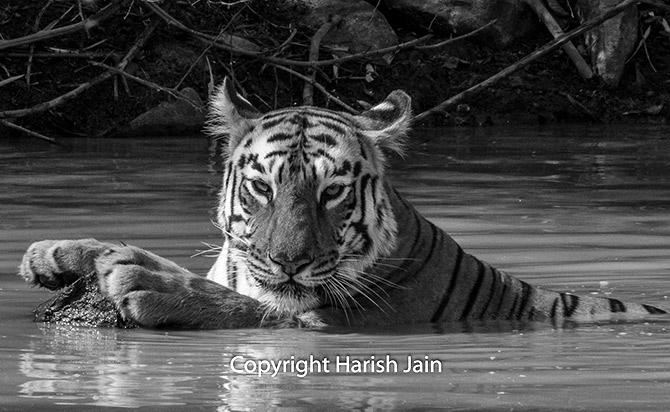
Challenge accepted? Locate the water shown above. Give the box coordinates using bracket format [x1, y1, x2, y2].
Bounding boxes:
[2, 126, 670, 410]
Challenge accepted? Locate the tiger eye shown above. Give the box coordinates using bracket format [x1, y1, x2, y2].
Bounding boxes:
[323, 184, 344, 201]
[251, 180, 272, 196]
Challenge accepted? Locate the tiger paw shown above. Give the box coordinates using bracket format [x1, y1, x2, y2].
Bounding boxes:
[18, 239, 109, 290]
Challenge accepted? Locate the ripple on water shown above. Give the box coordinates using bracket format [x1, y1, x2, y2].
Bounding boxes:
[2, 126, 670, 410]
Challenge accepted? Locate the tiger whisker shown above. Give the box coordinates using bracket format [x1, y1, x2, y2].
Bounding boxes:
[335, 271, 391, 315]
[191, 242, 224, 258]
[338, 265, 407, 290]
[341, 253, 420, 263]
[211, 219, 250, 246]
[324, 278, 352, 325]
[339, 272, 393, 307]
[339, 258, 405, 271]
[330, 276, 366, 322]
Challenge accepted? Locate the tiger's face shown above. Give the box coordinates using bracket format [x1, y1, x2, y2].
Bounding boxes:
[208, 79, 412, 315]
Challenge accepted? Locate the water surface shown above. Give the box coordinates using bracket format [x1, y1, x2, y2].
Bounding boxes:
[2, 126, 670, 410]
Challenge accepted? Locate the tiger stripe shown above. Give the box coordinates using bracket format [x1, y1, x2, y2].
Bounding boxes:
[431, 245, 463, 323]
[204, 78, 668, 327]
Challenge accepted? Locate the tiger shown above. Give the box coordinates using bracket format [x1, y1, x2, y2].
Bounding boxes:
[18, 77, 668, 329]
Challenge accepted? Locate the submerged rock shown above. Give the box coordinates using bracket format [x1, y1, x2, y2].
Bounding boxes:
[577, 0, 638, 87]
[34, 272, 136, 328]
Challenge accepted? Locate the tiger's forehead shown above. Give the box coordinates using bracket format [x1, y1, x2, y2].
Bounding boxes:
[235, 107, 364, 168]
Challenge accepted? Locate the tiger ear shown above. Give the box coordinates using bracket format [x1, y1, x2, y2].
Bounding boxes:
[206, 77, 261, 152]
[354, 90, 412, 155]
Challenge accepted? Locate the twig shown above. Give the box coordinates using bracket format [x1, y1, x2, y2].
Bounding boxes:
[523, 0, 592, 79]
[90, 62, 202, 109]
[0, 74, 24, 88]
[1, 51, 119, 59]
[174, 4, 246, 90]
[142, 0, 432, 67]
[639, 0, 670, 13]
[560, 92, 602, 122]
[0, 20, 158, 119]
[304, 16, 341, 106]
[273, 34, 433, 67]
[272, 28, 298, 55]
[27, 0, 55, 88]
[263, 34, 433, 67]
[140, 0, 261, 53]
[77, 0, 89, 37]
[0, 119, 61, 146]
[0, 2, 120, 51]
[272, 64, 356, 113]
[416, 20, 496, 50]
[413, 0, 638, 123]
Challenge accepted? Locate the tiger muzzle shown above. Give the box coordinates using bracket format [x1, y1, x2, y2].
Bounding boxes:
[268, 252, 314, 278]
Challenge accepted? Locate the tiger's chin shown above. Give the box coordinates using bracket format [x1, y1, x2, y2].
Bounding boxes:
[254, 280, 323, 316]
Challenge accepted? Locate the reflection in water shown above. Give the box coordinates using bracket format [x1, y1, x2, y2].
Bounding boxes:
[3, 125, 670, 409]
[19, 326, 194, 407]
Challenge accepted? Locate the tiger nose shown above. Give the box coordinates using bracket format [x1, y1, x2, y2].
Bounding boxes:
[269, 253, 314, 277]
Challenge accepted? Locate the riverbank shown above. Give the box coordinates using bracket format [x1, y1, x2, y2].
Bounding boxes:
[1, 0, 668, 139]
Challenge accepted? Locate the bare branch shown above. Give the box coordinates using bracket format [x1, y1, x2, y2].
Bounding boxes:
[90, 62, 202, 109]
[0, 20, 159, 119]
[0, 2, 120, 51]
[304, 16, 341, 106]
[0, 74, 24, 88]
[416, 19, 496, 50]
[273, 64, 356, 113]
[413, 0, 639, 123]
[140, 0, 261, 53]
[0, 119, 61, 145]
[142, 0, 432, 67]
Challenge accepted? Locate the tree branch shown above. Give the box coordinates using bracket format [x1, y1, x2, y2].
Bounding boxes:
[89, 62, 202, 109]
[0, 20, 159, 119]
[416, 19, 497, 50]
[273, 64, 356, 113]
[140, 0, 261, 53]
[0, 2, 120, 51]
[0, 119, 62, 146]
[303, 16, 341, 106]
[142, 0, 432, 67]
[413, 0, 639, 123]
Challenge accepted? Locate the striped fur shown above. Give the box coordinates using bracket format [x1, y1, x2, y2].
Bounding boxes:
[206, 78, 667, 326]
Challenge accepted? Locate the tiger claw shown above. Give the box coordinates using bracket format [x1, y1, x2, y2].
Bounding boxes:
[19, 240, 63, 289]
[18, 239, 106, 290]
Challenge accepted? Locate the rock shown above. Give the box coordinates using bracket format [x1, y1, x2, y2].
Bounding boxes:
[153, 42, 202, 74]
[127, 87, 205, 136]
[287, 0, 398, 62]
[34, 272, 136, 328]
[381, 0, 537, 47]
[577, 0, 638, 87]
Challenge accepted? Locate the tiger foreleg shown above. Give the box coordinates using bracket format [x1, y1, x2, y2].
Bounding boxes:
[19, 239, 264, 328]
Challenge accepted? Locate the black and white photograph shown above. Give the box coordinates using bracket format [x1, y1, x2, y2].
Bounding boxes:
[2, 0, 670, 410]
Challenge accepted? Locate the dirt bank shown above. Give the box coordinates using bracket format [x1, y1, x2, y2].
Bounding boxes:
[1, 0, 668, 139]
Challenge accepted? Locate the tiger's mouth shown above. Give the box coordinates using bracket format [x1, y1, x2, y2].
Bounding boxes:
[244, 250, 350, 315]
[254, 277, 319, 296]
[251, 275, 326, 315]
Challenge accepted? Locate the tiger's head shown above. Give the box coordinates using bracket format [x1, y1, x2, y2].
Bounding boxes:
[207, 78, 412, 316]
